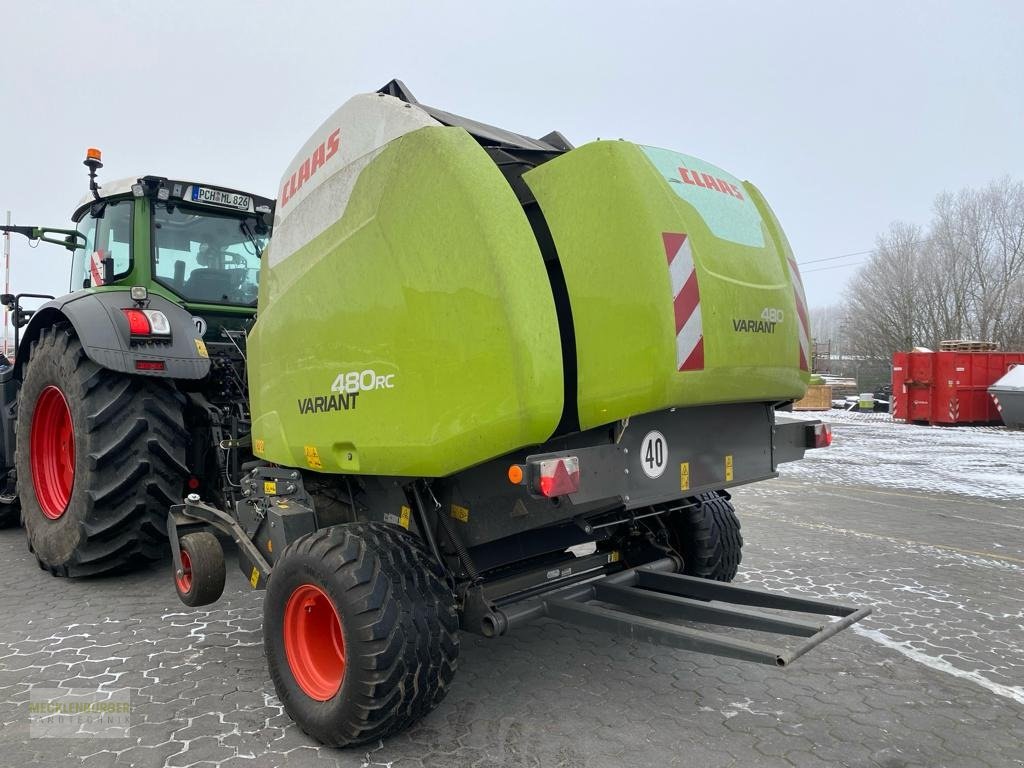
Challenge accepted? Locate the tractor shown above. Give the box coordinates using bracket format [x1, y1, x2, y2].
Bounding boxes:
[0, 149, 271, 574]
[1, 80, 869, 747]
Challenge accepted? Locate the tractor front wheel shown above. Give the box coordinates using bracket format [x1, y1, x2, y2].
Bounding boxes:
[16, 323, 188, 576]
[264, 522, 459, 747]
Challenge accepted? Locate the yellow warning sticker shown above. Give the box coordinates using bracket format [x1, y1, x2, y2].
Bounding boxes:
[304, 445, 323, 469]
[680, 461, 690, 491]
[194, 338, 209, 358]
[249, 567, 260, 588]
[609, 551, 621, 563]
[399, 505, 411, 529]
[725, 454, 734, 482]
[451, 504, 469, 523]
[263, 480, 277, 495]
[254, 438, 265, 455]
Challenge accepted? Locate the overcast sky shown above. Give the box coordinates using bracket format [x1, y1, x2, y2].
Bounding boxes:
[2, 1, 1021, 310]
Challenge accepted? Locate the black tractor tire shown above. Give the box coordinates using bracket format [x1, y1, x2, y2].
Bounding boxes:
[671, 490, 743, 582]
[175, 532, 226, 607]
[264, 522, 459, 747]
[16, 323, 188, 577]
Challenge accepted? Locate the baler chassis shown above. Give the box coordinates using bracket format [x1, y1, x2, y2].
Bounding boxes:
[169, 490, 869, 668]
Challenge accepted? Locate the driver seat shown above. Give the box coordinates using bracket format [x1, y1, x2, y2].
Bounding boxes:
[185, 269, 237, 302]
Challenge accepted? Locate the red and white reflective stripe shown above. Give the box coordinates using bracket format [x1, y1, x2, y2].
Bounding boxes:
[89, 250, 105, 286]
[786, 256, 811, 371]
[663, 232, 704, 371]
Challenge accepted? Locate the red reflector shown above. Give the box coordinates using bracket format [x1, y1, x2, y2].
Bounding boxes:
[123, 308, 151, 335]
[135, 360, 165, 371]
[187, 476, 200, 490]
[811, 423, 832, 448]
[534, 456, 581, 497]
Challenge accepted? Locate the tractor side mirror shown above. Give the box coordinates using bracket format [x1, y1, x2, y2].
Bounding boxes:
[0, 294, 14, 311]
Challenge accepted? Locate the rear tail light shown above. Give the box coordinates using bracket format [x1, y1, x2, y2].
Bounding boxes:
[124, 308, 150, 335]
[122, 308, 171, 337]
[534, 456, 580, 497]
[135, 359, 166, 371]
[808, 423, 832, 448]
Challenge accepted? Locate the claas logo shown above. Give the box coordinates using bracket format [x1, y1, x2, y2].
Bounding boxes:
[280, 128, 341, 207]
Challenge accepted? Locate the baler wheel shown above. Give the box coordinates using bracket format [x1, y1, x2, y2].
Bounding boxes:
[174, 532, 226, 607]
[17, 323, 188, 576]
[264, 522, 459, 747]
[673, 490, 744, 582]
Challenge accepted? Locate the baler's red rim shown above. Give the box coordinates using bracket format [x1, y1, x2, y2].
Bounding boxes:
[283, 583, 345, 700]
[30, 385, 75, 520]
[176, 549, 193, 594]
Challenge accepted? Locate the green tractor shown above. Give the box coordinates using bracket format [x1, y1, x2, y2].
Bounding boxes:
[2, 81, 868, 747]
[0, 148, 271, 574]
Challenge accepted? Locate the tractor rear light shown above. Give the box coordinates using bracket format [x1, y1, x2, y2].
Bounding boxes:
[142, 310, 171, 335]
[123, 308, 150, 335]
[122, 308, 171, 337]
[808, 423, 832, 449]
[531, 456, 581, 497]
[135, 359, 165, 371]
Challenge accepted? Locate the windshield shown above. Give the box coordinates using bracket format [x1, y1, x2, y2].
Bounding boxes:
[152, 203, 267, 305]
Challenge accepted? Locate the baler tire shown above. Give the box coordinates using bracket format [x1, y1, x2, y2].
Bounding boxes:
[17, 323, 188, 577]
[676, 490, 743, 582]
[264, 522, 459, 747]
[175, 532, 226, 607]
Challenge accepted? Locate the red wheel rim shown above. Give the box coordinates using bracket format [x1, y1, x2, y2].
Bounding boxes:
[283, 584, 345, 700]
[30, 385, 75, 520]
[176, 549, 193, 594]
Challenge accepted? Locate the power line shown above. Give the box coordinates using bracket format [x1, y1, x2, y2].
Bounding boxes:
[796, 238, 930, 266]
[801, 260, 867, 274]
[798, 248, 876, 266]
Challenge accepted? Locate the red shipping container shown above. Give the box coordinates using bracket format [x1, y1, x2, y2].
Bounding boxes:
[892, 350, 1024, 425]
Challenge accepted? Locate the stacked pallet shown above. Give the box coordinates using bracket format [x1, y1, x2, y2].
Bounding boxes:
[794, 384, 833, 411]
[939, 340, 999, 352]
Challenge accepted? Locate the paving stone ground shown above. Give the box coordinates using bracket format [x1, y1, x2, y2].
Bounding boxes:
[1, 418, 1022, 767]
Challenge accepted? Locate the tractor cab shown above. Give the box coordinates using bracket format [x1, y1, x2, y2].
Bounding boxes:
[68, 152, 274, 336]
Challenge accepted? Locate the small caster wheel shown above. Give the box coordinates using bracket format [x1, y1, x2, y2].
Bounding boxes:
[174, 531, 226, 607]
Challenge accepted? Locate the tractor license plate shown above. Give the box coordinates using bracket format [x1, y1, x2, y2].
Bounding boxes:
[191, 186, 251, 211]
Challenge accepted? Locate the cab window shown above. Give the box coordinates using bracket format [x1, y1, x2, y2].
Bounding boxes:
[71, 200, 133, 289]
[70, 217, 97, 291]
[152, 203, 264, 305]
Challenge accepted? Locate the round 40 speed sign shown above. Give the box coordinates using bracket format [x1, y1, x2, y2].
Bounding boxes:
[639, 430, 668, 479]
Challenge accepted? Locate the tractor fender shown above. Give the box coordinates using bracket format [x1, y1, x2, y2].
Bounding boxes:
[15, 291, 211, 380]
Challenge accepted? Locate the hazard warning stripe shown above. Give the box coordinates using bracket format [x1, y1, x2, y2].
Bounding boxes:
[786, 256, 811, 371]
[89, 250, 105, 287]
[663, 232, 704, 371]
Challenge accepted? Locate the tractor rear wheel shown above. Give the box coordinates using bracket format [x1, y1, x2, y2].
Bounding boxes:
[16, 323, 188, 576]
[670, 490, 743, 582]
[264, 522, 459, 747]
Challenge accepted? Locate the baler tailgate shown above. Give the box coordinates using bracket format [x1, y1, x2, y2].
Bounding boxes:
[541, 562, 870, 667]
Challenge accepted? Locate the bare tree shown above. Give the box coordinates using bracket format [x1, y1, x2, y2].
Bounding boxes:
[843, 222, 925, 358]
[840, 177, 1024, 358]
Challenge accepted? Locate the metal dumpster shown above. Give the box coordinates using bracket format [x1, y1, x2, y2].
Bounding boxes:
[891, 350, 1024, 425]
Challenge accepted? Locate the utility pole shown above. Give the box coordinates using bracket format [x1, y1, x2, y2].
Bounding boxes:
[3, 211, 9, 358]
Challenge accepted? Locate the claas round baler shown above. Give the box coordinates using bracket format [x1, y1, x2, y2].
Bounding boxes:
[163, 80, 868, 746]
